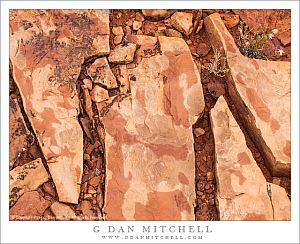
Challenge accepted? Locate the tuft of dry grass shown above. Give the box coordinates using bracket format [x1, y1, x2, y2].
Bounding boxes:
[202, 49, 229, 77]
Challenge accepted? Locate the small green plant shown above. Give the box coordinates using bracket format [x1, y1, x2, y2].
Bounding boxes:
[202, 49, 229, 77]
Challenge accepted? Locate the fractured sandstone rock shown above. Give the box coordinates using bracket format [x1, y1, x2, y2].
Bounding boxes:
[10, 191, 51, 220]
[9, 98, 30, 170]
[9, 158, 49, 207]
[102, 36, 205, 220]
[9, 10, 110, 204]
[108, 43, 137, 64]
[171, 12, 194, 36]
[205, 13, 291, 177]
[211, 96, 290, 220]
[50, 202, 78, 220]
[87, 57, 118, 89]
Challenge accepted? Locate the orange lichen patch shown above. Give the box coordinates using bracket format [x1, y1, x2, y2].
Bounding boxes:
[283, 140, 291, 158]
[236, 73, 246, 85]
[178, 172, 189, 185]
[246, 87, 271, 123]
[270, 118, 280, 133]
[228, 168, 246, 185]
[243, 213, 267, 220]
[134, 190, 191, 220]
[146, 143, 189, 161]
[237, 152, 252, 165]
[250, 59, 259, 70]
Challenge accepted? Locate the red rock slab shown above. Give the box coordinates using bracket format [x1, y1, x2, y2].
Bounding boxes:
[9, 10, 110, 204]
[205, 13, 291, 177]
[10, 191, 51, 220]
[9, 98, 30, 169]
[211, 96, 290, 220]
[9, 158, 48, 207]
[102, 36, 205, 220]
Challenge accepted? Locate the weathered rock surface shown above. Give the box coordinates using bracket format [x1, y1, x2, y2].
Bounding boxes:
[102, 36, 204, 220]
[10, 10, 110, 204]
[9, 98, 30, 169]
[50, 202, 78, 220]
[211, 96, 290, 220]
[205, 13, 291, 177]
[10, 191, 51, 220]
[9, 158, 48, 206]
[171, 12, 193, 36]
[90, 85, 110, 103]
[87, 57, 117, 89]
[141, 10, 172, 20]
[108, 43, 137, 64]
[221, 14, 240, 29]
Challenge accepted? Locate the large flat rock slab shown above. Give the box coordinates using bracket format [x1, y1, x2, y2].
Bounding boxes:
[102, 36, 205, 220]
[211, 96, 290, 220]
[205, 13, 291, 177]
[9, 10, 110, 204]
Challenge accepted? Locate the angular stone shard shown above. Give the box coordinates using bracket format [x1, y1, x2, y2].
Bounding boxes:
[108, 43, 137, 64]
[9, 98, 30, 169]
[171, 12, 193, 36]
[205, 13, 291, 177]
[211, 96, 290, 220]
[10, 191, 51, 220]
[90, 85, 110, 103]
[102, 36, 205, 220]
[9, 158, 49, 207]
[10, 10, 110, 204]
[87, 57, 118, 89]
[141, 10, 172, 20]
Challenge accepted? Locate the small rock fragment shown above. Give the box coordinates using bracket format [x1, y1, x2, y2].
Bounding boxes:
[81, 85, 94, 121]
[164, 28, 183, 38]
[186, 39, 193, 45]
[90, 85, 109, 103]
[137, 30, 143, 35]
[124, 26, 132, 35]
[89, 176, 101, 187]
[194, 127, 205, 137]
[196, 20, 203, 33]
[133, 21, 142, 30]
[108, 43, 137, 64]
[171, 12, 193, 36]
[222, 14, 240, 29]
[10, 191, 51, 220]
[79, 200, 95, 219]
[50, 202, 78, 220]
[196, 43, 211, 57]
[87, 57, 118, 89]
[206, 172, 214, 181]
[135, 12, 145, 22]
[9, 158, 48, 206]
[83, 78, 93, 90]
[43, 182, 56, 197]
[114, 35, 123, 45]
[112, 26, 124, 36]
[193, 10, 203, 32]
[277, 31, 291, 46]
[142, 10, 170, 20]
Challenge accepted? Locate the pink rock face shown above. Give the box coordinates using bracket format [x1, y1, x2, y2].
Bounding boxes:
[171, 12, 194, 36]
[10, 191, 51, 220]
[211, 96, 290, 220]
[102, 36, 204, 220]
[205, 13, 291, 177]
[9, 98, 30, 169]
[9, 10, 110, 204]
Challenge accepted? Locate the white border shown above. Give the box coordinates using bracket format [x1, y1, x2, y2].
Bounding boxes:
[1, 1, 299, 243]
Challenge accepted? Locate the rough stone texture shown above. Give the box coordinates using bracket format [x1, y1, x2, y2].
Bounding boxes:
[171, 12, 193, 36]
[141, 10, 172, 20]
[102, 36, 204, 220]
[90, 85, 109, 103]
[10, 191, 51, 220]
[9, 10, 110, 204]
[50, 202, 78, 220]
[205, 13, 291, 177]
[211, 96, 290, 220]
[9, 98, 30, 169]
[221, 14, 240, 29]
[232, 10, 291, 46]
[112, 26, 124, 36]
[9, 158, 48, 207]
[87, 57, 117, 89]
[108, 43, 137, 64]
